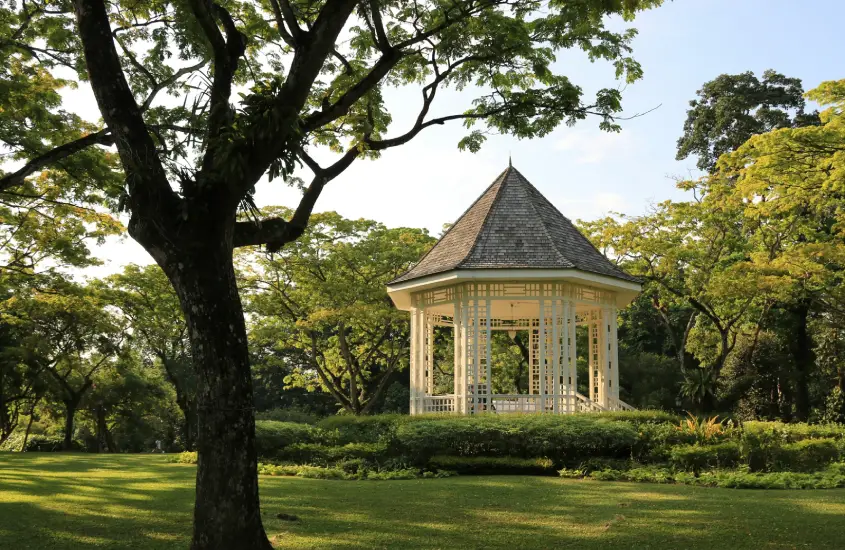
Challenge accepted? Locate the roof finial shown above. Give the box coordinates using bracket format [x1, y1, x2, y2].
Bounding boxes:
[508, 152, 512, 167]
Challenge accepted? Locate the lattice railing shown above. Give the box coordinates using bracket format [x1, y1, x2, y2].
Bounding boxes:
[422, 395, 456, 413]
[575, 392, 607, 413]
[605, 396, 636, 411]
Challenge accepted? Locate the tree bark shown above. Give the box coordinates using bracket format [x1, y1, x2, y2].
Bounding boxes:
[159, 238, 271, 550]
[63, 399, 77, 451]
[790, 300, 813, 422]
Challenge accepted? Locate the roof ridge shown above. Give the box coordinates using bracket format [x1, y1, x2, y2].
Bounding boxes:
[523, 177, 632, 279]
[389, 166, 509, 283]
[456, 165, 513, 270]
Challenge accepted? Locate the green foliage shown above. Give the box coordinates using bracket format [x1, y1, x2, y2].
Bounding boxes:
[241, 210, 434, 415]
[254, 420, 321, 459]
[584, 463, 845, 489]
[317, 414, 411, 445]
[279, 442, 389, 465]
[676, 70, 819, 172]
[394, 415, 638, 466]
[770, 439, 841, 473]
[255, 461, 454, 481]
[427, 455, 556, 475]
[675, 412, 731, 443]
[823, 388, 845, 424]
[165, 451, 198, 464]
[254, 409, 321, 425]
[669, 442, 741, 472]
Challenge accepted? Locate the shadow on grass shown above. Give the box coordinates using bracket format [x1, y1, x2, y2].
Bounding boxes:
[2, 453, 845, 549]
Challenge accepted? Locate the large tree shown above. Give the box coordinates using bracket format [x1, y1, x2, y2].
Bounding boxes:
[676, 69, 819, 172]
[0, 1, 662, 546]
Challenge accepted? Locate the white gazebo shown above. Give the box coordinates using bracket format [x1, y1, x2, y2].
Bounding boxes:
[387, 165, 641, 415]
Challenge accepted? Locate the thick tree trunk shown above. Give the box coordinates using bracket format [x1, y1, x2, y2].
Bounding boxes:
[161, 240, 271, 550]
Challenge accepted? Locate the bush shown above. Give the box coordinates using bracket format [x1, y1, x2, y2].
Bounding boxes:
[580, 463, 845, 490]
[256, 461, 455, 480]
[255, 409, 321, 425]
[669, 442, 741, 473]
[278, 442, 389, 465]
[165, 451, 198, 464]
[427, 455, 556, 475]
[317, 414, 410, 445]
[394, 415, 638, 466]
[771, 439, 840, 472]
[255, 420, 321, 459]
[594, 410, 681, 424]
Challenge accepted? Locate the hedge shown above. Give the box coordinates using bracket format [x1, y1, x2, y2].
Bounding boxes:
[427, 455, 557, 475]
[669, 442, 741, 472]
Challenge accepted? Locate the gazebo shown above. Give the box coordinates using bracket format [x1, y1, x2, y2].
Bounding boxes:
[387, 165, 641, 415]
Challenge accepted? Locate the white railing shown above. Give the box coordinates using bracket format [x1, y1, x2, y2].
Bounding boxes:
[417, 393, 634, 415]
[422, 395, 456, 413]
[575, 392, 607, 413]
[605, 396, 636, 412]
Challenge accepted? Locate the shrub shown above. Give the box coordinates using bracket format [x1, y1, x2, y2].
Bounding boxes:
[255, 420, 321, 458]
[255, 409, 320, 425]
[675, 413, 732, 443]
[594, 410, 681, 424]
[394, 415, 638, 465]
[278, 442, 389, 465]
[580, 463, 845, 490]
[165, 451, 198, 464]
[317, 414, 410, 445]
[427, 455, 556, 475]
[771, 439, 840, 472]
[669, 442, 741, 473]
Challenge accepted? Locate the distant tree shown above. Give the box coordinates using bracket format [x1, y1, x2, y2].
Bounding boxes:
[6, 285, 124, 449]
[241, 209, 433, 415]
[676, 70, 819, 172]
[99, 265, 197, 450]
[715, 79, 845, 419]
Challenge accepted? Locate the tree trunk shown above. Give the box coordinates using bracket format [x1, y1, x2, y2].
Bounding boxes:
[63, 400, 77, 451]
[790, 301, 813, 422]
[160, 240, 271, 550]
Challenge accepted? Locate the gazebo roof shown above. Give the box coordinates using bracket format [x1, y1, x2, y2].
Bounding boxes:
[390, 165, 639, 285]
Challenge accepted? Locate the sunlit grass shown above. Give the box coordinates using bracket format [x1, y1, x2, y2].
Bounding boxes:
[2, 453, 845, 549]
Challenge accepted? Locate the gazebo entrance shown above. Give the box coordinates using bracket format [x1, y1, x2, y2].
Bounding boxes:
[387, 165, 641, 415]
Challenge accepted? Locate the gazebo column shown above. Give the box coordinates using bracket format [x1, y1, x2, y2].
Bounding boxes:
[538, 295, 546, 412]
[588, 308, 608, 407]
[604, 304, 620, 408]
[409, 301, 423, 415]
[453, 297, 465, 414]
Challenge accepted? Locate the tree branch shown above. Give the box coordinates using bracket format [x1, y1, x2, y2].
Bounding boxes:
[233, 146, 359, 251]
[72, 0, 178, 221]
[0, 130, 113, 192]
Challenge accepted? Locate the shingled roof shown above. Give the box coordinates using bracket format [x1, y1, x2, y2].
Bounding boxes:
[389, 165, 639, 285]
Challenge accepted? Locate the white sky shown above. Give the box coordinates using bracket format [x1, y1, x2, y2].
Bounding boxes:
[74, 0, 845, 278]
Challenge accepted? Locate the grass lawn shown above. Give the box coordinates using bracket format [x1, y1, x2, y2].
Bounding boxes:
[2, 454, 845, 549]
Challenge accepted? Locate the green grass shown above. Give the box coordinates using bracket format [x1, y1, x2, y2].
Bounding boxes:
[2, 454, 845, 549]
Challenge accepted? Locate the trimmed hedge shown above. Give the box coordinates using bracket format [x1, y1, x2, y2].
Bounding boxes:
[427, 455, 556, 475]
[255, 421, 320, 459]
[669, 442, 741, 472]
[394, 415, 638, 465]
[242, 414, 845, 483]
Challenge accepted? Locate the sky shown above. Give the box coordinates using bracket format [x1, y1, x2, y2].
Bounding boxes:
[84, 0, 845, 276]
